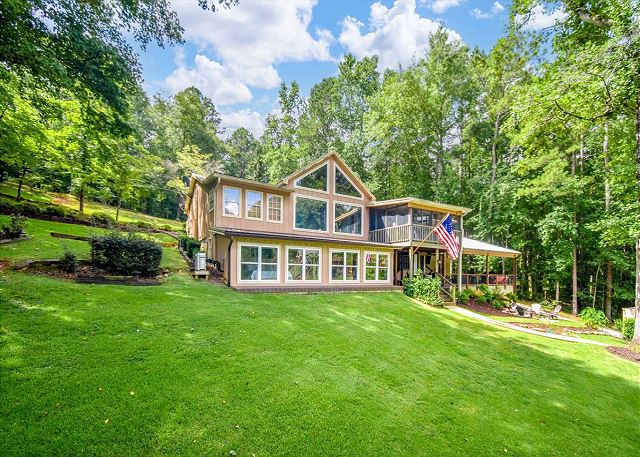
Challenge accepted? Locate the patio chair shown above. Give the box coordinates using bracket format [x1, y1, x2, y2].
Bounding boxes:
[507, 302, 518, 314]
[515, 305, 532, 317]
[531, 303, 542, 317]
[540, 304, 562, 319]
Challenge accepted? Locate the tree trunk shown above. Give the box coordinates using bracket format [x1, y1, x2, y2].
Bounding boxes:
[633, 87, 640, 344]
[16, 163, 28, 201]
[116, 201, 121, 222]
[555, 280, 560, 302]
[79, 183, 85, 214]
[488, 112, 502, 228]
[603, 122, 612, 320]
[176, 196, 181, 221]
[571, 146, 578, 314]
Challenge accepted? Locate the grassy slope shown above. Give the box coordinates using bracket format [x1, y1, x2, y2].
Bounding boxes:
[0, 181, 183, 231]
[0, 271, 638, 456]
[0, 216, 184, 272]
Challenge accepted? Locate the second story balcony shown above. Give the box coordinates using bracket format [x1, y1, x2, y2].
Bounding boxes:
[367, 201, 464, 245]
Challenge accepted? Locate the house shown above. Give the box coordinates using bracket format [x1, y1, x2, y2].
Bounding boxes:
[185, 152, 519, 293]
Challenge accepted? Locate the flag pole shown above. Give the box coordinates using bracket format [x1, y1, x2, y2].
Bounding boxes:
[413, 213, 449, 252]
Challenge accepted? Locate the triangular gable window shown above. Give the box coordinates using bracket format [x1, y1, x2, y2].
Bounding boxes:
[334, 166, 362, 198]
[295, 163, 328, 191]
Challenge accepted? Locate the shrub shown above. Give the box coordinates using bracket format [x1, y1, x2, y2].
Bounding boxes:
[91, 211, 115, 227]
[579, 307, 608, 329]
[403, 271, 443, 306]
[161, 224, 173, 231]
[458, 288, 479, 304]
[476, 284, 508, 309]
[135, 220, 152, 229]
[505, 292, 518, 302]
[59, 250, 78, 273]
[91, 233, 162, 277]
[179, 236, 201, 259]
[1, 214, 26, 239]
[614, 318, 636, 341]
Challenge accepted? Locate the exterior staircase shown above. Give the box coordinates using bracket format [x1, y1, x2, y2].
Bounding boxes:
[433, 271, 456, 305]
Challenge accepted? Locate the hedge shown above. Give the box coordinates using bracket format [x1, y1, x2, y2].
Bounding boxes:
[91, 233, 162, 277]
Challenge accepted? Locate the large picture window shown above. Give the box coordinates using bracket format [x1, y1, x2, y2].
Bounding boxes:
[331, 250, 359, 281]
[294, 196, 327, 231]
[223, 187, 241, 217]
[267, 194, 283, 222]
[287, 248, 320, 282]
[295, 163, 328, 191]
[334, 166, 362, 198]
[364, 253, 390, 282]
[246, 190, 263, 220]
[334, 202, 362, 235]
[239, 245, 279, 282]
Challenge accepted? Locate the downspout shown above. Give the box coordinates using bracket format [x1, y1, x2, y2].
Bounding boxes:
[227, 237, 233, 288]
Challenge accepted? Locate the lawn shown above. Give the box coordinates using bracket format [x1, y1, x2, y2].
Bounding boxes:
[1, 270, 638, 456]
[0, 181, 184, 231]
[0, 216, 184, 272]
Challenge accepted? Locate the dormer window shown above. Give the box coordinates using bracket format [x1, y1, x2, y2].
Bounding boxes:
[295, 163, 328, 192]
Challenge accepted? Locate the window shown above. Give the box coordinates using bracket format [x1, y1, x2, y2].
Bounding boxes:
[267, 194, 283, 223]
[246, 190, 263, 220]
[239, 244, 279, 282]
[364, 253, 390, 282]
[294, 196, 327, 231]
[223, 187, 241, 217]
[334, 165, 362, 198]
[334, 202, 362, 235]
[287, 247, 320, 282]
[295, 163, 328, 191]
[331, 250, 359, 281]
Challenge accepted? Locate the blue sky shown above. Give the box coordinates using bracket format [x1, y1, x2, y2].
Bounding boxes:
[136, 0, 560, 137]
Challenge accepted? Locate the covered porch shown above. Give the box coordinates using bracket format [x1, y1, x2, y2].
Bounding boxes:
[395, 237, 520, 295]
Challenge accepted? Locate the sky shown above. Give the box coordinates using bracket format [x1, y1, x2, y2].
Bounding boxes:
[137, 0, 564, 138]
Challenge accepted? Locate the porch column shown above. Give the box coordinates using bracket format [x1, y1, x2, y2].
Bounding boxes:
[513, 256, 517, 295]
[408, 247, 414, 278]
[457, 214, 464, 292]
[485, 255, 490, 285]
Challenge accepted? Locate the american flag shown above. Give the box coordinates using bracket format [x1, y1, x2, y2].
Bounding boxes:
[434, 214, 460, 260]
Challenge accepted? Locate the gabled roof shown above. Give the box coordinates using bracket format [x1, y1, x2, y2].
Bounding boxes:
[367, 197, 471, 216]
[279, 151, 376, 200]
[462, 237, 520, 257]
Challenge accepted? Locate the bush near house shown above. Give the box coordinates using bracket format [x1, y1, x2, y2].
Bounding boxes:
[59, 249, 78, 273]
[476, 284, 509, 309]
[614, 318, 635, 340]
[1, 214, 26, 239]
[179, 235, 201, 259]
[403, 271, 443, 306]
[91, 233, 162, 277]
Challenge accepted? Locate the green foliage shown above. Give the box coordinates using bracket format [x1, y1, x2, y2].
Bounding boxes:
[579, 308, 609, 329]
[403, 271, 444, 306]
[91, 233, 162, 277]
[179, 236, 201, 259]
[458, 288, 480, 304]
[59, 249, 78, 273]
[476, 284, 509, 309]
[614, 318, 636, 341]
[1, 214, 26, 239]
[91, 211, 115, 227]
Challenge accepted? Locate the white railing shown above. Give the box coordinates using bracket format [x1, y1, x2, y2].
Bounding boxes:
[369, 224, 460, 244]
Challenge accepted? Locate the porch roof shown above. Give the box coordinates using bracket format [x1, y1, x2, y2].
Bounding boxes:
[462, 237, 520, 258]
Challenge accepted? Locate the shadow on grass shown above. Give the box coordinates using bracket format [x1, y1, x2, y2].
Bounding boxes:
[1, 273, 638, 456]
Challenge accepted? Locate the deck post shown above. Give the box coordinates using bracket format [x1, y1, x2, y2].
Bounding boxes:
[408, 247, 414, 278]
[458, 215, 463, 293]
[485, 255, 490, 285]
[513, 256, 517, 295]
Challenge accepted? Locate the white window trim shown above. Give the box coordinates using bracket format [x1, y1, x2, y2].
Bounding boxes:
[293, 162, 329, 194]
[293, 194, 329, 233]
[333, 163, 364, 199]
[222, 186, 242, 219]
[329, 249, 360, 283]
[285, 246, 322, 283]
[363, 251, 391, 283]
[237, 243, 280, 283]
[266, 193, 283, 223]
[333, 201, 364, 237]
[245, 190, 264, 221]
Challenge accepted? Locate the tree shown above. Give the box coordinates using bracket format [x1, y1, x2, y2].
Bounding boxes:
[223, 128, 266, 181]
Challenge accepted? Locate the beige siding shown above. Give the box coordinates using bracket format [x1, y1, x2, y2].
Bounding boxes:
[230, 236, 395, 289]
[186, 182, 210, 240]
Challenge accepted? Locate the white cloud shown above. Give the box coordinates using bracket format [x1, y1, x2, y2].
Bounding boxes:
[339, 0, 462, 70]
[220, 109, 265, 138]
[164, 55, 252, 105]
[170, 0, 332, 90]
[470, 1, 505, 20]
[517, 4, 567, 30]
[470, 8, 489, 19]
[429, 0, 463, 14]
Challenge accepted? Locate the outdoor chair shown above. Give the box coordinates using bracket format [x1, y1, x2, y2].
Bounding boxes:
[515, 305, 531, 317]
[531, 303, 542, 317]
[540, 304, 562, 319]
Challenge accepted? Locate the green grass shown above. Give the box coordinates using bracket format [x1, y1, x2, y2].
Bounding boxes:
[0, 216, 184, 272]
[0, 181, 184, 231]
[490, 315, 587, 328]
[1, 271, 638, 456]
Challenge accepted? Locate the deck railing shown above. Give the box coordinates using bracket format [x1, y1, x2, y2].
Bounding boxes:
[448, 274, 515, 286]
[369, 223, 460, 244]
